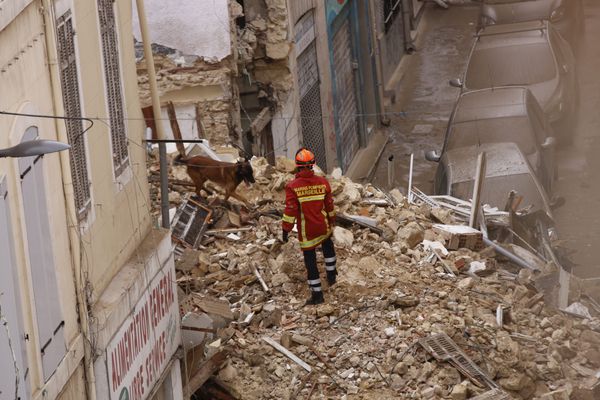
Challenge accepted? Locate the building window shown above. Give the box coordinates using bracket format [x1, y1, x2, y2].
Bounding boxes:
[97, 0, 129, 177]
[18, 127, 66, 381]
[56, 10, 92, 220]
[383, 0, 402, 33]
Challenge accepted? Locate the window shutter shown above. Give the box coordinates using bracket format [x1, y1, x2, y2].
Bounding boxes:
[97, 0, 129, 176]
[56, 10, 92, 219]
[19, 127, 66, 381]
[0, 178, 30, 399]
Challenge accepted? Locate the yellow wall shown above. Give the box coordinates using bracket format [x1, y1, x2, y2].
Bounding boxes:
[0, 0, 154, 396]
[0, 1, 81, 395]
[68, 0, 152, 299]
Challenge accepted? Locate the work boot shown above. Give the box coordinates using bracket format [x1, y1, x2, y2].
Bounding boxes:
[327, 271, 337, 286]
[304, 290, 324, 306]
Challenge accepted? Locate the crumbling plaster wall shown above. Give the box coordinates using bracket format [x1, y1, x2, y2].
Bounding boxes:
[235, 0, 297, 158]
[132, 0, 231, 62]
[137, 57, 235, 146]
[134, 0, 242, 146]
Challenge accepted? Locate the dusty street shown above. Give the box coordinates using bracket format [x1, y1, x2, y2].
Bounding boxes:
[372, 1, 600, 281]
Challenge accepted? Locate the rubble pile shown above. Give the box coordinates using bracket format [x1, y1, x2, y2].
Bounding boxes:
[151, 156, 600, 399]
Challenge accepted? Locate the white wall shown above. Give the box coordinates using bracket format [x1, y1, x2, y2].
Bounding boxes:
[0, 0, 35, 31]
[131, 0, 231, 61]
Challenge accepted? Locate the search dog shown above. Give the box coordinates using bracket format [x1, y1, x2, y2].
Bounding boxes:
[174, 155, 255, 206]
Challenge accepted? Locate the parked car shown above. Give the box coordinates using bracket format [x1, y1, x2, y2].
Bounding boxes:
[431, 142, 554, 220]
[453, 20, 577, 139]
[425, 87, 556, 193]
[479, 0, 584, 47]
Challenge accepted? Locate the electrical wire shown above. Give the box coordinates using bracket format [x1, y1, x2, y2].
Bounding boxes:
[0, 110, 94, 145]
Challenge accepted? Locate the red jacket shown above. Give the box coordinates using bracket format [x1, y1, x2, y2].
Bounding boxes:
[282, 169, 335, 250]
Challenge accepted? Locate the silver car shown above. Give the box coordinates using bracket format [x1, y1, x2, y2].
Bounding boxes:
[426, 87, 556, 193]
[454, 21, 577, 138]
[479, 0, 584, 47]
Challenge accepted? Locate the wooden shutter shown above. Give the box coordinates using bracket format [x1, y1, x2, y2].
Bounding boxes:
[97, 0, 129, 176]
[56, 10, 92, 219]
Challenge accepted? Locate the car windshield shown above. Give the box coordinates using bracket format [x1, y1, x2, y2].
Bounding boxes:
[466, 44, 556, 89]
[451, 173, 546, 213]
[447, 117, 536, 154]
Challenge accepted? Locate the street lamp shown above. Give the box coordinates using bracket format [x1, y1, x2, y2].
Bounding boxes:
[0, 139, 70, 158]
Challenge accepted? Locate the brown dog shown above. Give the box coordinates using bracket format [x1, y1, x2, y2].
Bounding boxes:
[175, 155, 255, 205]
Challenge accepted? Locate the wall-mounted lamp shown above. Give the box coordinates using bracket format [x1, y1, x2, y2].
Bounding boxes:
[0, 139, 70, 158]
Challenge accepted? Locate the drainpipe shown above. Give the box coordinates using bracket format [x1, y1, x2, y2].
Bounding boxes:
[401, 0, 416, 53]
[40, 2, 97, 399]
[367, 0, 390, 126]
[135, 0, 170, 228]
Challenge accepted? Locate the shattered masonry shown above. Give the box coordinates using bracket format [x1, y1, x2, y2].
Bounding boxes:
[148, 153, 600, 399]
[136, 0, 294, 147]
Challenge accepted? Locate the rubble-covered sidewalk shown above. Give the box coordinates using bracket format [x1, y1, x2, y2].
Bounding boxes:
[149, 155, 600, 400]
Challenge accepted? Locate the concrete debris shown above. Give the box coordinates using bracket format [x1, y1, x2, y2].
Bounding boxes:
[148, 155, 600, 399]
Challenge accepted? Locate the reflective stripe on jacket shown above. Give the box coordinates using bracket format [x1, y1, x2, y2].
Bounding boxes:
[282, 169, 335, 250]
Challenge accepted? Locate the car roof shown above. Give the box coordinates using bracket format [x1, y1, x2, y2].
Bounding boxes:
[477, 20, 547, 38]
[452, 87, 529, 124]
[444, 142, 531, 183]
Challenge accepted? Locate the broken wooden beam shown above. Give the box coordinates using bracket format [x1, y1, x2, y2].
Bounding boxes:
[262, 336, 312, 372]
[253, 267, 270, 292]
[336, 214, 383, 235]
[205, 227, 253, 235]
[184, 350, 228, 397]
[250, 107, 272, 136]
[166, 101, 186, 156]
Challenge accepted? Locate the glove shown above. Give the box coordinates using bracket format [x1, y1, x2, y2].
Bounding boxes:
[282, 230, 289, 243]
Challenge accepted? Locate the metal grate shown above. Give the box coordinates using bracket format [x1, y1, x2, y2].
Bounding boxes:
[419, 333, 498, 389]
[298, 41, 327, 171]
[470, 389, 512, 400]
[332, 18, 360, 172]
[97, 0, 129, 177]
[171, 196, 212, 249]
[56, 11, 91, 220]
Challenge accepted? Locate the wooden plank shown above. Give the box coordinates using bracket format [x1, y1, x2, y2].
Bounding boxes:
[205, 227, 253, 235]
[250, 107, 272, 136]
[166, 101, 186, 156]
[184, 350, 228, 397]
[253, 267, 270, 292]
[262, 336, 312, 372]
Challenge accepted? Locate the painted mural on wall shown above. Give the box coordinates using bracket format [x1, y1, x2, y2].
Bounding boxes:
[325, 0, 349, 25]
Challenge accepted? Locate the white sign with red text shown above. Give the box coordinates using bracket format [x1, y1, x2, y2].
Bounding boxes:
[106, 265, 180, 400]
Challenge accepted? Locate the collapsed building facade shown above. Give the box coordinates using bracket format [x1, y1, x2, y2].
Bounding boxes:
[134, 0, 425, 174]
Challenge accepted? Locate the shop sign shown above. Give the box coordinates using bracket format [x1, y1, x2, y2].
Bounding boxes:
[106, 265, 180, 400]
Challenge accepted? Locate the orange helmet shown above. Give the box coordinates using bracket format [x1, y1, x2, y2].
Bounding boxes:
[295, 147, 315, 167]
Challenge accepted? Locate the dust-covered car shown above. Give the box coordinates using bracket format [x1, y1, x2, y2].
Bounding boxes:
[425, 87, 557, 193]
[431, 142, 554, 220]
[455, 20, 577, 138]
[479, 0, 584, 47]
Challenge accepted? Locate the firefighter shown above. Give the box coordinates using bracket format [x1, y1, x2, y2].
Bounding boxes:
[281, 148, 337, 305]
